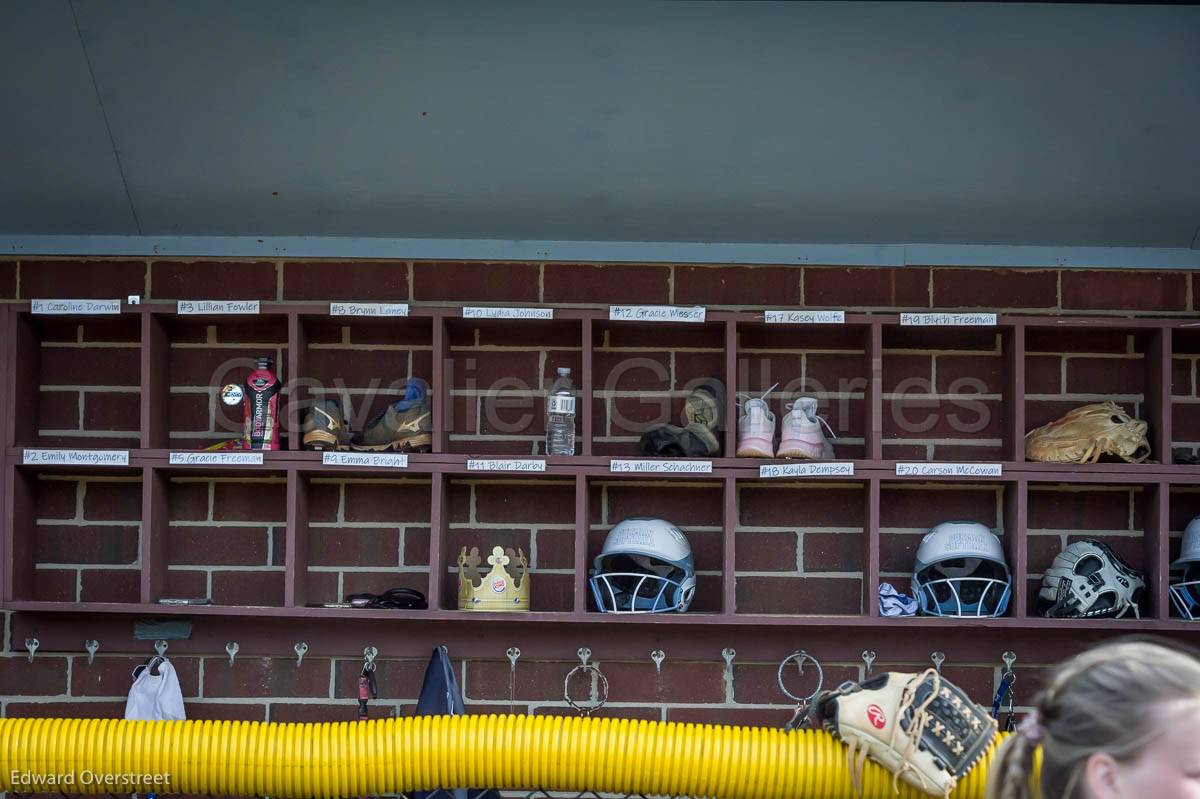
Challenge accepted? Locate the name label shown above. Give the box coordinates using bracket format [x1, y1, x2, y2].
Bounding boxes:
[329, 302, 410, 317]
[31, 299, 122, 315]
[547, 395, 576, 415]
[764, 310, 845, 324]
[467, 458, 547, 472]
[23, 449, 129, 466]
[322, 452, 409, 468]
[609, 305, 706, 323]
[178, 300, 261, 315]
[462, 306, 554, 320]
[610, 459, 713, 474]
[900, 312, 996, 327]
[169, 452, 264, 466]
[759, 462, 855, 478]
[895, 462, 1003, 477]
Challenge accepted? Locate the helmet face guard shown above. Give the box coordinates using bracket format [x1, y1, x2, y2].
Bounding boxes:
[1170, 567, 1200, 620]
[915, 575, 1011, 618]
[589, 571, 694, 613]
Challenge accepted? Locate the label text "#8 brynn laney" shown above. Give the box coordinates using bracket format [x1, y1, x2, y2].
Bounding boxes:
[329, 303, 410, 317]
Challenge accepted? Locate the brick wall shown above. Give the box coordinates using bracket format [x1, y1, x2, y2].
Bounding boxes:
[1, 257, 1195, 731]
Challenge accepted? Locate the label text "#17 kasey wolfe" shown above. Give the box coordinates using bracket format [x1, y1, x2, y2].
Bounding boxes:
[31, 299, 122, 315]
[763, 310, 845, 324]
[23, 449, 129, 466]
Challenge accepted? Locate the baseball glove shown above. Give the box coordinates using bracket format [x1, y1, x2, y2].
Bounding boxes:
[1024, 401, 1151, 464]
[815, 669, 996, 798]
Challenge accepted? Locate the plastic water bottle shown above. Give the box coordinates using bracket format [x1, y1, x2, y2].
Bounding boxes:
[545, 367, 576, 455]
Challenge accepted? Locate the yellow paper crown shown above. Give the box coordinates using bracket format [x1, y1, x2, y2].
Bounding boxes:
[456, 545, 530, 612]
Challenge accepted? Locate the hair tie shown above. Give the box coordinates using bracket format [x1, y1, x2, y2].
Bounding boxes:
[1017, 710, 1044, 743]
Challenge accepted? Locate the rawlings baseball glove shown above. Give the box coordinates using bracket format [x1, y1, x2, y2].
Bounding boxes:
[816, 669, 996, 798]
[1024, 401, 1151, 464]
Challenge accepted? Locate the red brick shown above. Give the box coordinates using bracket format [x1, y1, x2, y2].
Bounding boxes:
[1173, 406, 1200, 443]
[473, 482, 574, 524]
[39, 432, 139, 448]
[404, 527, 431, 565]
[21, 260, 146, 299]
[332, 658, 430, 700]
[283, 261, 409, 301]
[450, 351, 541, 392]
[605, 394, 676, 435]
[341, 570, 426, 598]
[880, 487, 1000, 529]
[344, 483, 431, 523]
[534, 705, 660, 721]
[36, 390, 79, 430]
[544, 263, 670, 304]
[806, 352, 868, 391]
[1169, 489, 1200, 532]
[674, 266, 802, 306]
[735, 531, 797, 571]
[211, 570, 284, 606]
[305, 349, 420, 389]
[1066, 357, 1144, 395]
[0, 656, 69, 695]
[79, 569, 140, 602]
[735, 575, 862, 614]
[169, 525, 269, 566]
[212, 481, 286, 522]
[666, 707, 795, 727]
[1025, 355, 1062, 394]
[803, 532, 863, 573]
[41, 346, 140, 386]
[71, 656, 200, 698]
[168, 348, 263, 387]
[169, 480, 210, 521]
[188, 702, 266, 721]
[203, 657, 332, 698]
[601, 320, 725, 350]
[0, 260, 16, 298]
[936, 354, 1004, 395]
[33, 568, 77, 601]
[734, 662, 859, 705]
[805, 266, 930, 309]
[81, 392, 141, 432]
[1062, 270, 1186, 312]
[413, 262, 539, 303]
[531, 572, 574, 612]
[162, 569, 208, 598]
[36, 525, 138, 565]
[604, 484, 722, 527]
[479, 393, 545, 437]
[1026, 328, 1131, 354]
[167, 393, 212, 433]
[1027, 487, 1135, 531]
[1172, 357, 1194, 397]
[882, 354, 933, 394]
[466, 318, 581, 348]
[673, 351, 725, 389]
[81, 481, 141, 521]
[880, 532, 924, 572]
[885, 327, 997, 351]
[308, 527, 399, 567]
[932, 269, 1058, 309]
[6, 701, 127, 718]
[739, 485, 864, 528]
[36, 479, 78, 519]
[465, 659, 577, 702]
[882, 397, 1003, 440]
[151, 261, 277, 300]
[594, 351, 670, 392]
[601, 660, 724, 703]
[269, 703, 360, 723]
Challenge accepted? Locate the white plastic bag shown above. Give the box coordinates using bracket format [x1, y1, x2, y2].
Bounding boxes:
[124, 656, 186, 721]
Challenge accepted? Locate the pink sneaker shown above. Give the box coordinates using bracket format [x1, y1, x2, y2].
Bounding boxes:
[777, 397, 836, 459]
[736, 386, 777, 458]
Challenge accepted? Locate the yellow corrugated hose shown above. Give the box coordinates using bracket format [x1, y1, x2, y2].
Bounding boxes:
[0, 715, 1011, 799]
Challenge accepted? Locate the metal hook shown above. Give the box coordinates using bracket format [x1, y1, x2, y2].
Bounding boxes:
[861, 649, 876, 678]
[577, 647, 591, 668]
[931, 651, 945, 673]
[507, 647, 521, 668]
[564, 650, 607, 717]
[294, 642, 308, 668]
[24, 638, 38, 663]
[84, 640, 99, 666]
[154, 640, 168, 658]
[650, 649, 665, 674]
[506, 647, 521, 715]
[1002, 651, 1016, 675]
[721, 648, 736, 669]
[363, 645, 379, 671]
[777, 651, 825, 731]
[225, 642, 239, 666]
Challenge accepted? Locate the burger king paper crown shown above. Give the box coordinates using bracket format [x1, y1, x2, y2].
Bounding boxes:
[457, 545, 530, 612]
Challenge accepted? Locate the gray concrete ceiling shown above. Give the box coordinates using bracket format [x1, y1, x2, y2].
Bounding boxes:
[2, 1, 1199, 248]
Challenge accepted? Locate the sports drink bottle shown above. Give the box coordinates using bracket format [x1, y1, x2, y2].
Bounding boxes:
[545, 367, 576, 456]
[242, 356, 281, 450]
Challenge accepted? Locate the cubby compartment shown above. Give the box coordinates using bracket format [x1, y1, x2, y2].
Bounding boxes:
[301, 474, 432, 605]
[9, 467, 143, 603]
[735, 322, 869, 460]
[157, 470, 288, 607]
[734, 479, 867, 614]
[1168, 485, 1200, 620]
[1026, 481, 1160, 619]
[11, 312, 142, 447]
[1171, 328, 1200, 464]
[445, 317, 583, 456]
[293, 315, 434, 452]
[157, 313, 289, 450]
[881, 325, 1009, 461]
[879, 481, 1015, 612]
[587, 477, 725, 613]
[592, 319, 728, 457]
[1024, 326, 1163, 464]
[443, 476, 576, 612]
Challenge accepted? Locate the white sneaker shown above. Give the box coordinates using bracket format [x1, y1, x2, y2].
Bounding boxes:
[777, 397, 836, 459]
[736, 385, 777, 458]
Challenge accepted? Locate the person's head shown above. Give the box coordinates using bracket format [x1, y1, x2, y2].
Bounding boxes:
[987, 637, 1200, 799]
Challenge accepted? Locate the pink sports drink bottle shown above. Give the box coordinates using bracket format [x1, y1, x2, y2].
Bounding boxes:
[242, 356, 280, 450]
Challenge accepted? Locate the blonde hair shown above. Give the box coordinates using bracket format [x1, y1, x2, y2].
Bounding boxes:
[986, 637, 1200, 799]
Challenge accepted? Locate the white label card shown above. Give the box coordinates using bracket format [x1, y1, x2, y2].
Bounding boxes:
[547, 396, 576, 415]
[759, 462, 855, 478]
[170, 452, 264, 466]
[31, 299, 121, 315]
[462, 306, 554, 320]
[609, 459, 713, 474]
[23, 449, 129, 466]
[177, 300, 261, 315]
[895, 462, 1003, 477]
[764, 310, 845, 324]
[329, 303, 410, 317]
[322, 452, 409, 469]
[609, 305, 706, 323]
[466, 459, 547, 472]
[900, 312, 996, 327]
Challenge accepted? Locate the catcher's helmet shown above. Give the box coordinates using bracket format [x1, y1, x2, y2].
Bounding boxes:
[1170, 515, 1200, 620]
[912, 521, 1011, 618]
[1037, 539, 1145, 619]
[589, 518, 695, 613]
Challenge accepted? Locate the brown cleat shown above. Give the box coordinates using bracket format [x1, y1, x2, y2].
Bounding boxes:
[351, 380, 433, 453]
[302, 400, 354, 451]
